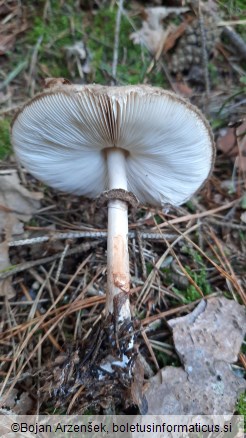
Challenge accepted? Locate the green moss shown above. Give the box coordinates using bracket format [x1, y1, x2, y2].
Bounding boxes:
[11, 3, 169, 87]
[220, 0, 245, 17]
[20, 1, 85, 80]
[235, 392, 246, 418]
[171, 250, 211, 303]
[87, 6, 167, 86]
[155, 350, 180, 368]
[208, 62, 219, 86]
[0, 118, 12, 159]
[185, 200, 196, 212]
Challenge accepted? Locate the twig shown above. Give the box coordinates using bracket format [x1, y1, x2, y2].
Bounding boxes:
[0, 241, 101, 280]
[239, 352, 246, 370]
[8, 231, 177, 247]
[198, 1, 210, 99]
[55, 242, 70, 284]
[155, 198, 241, 229]
[136, 230, 147, 279]
[0, 61, 27, 91]
[218, 20, 246, 26]
[149, 340, 176, 357]
[112, 0, 124, 83]
[208, 218, 246, 231]
[0, 104, 20, 115]
[141, 294, 217, 326]
[204, 4, 246, 60]
[28, 36, 43, 96]
[222, 26, 246, 60]
[141, 330, 159, 371]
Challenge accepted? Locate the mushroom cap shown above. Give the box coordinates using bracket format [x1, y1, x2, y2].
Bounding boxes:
[11, 84, 215, 206]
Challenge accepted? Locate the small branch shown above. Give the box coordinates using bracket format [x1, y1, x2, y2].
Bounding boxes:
[8, 231, 177, 247]
[202, 3, 246, 60]
[112, 0, 124, 83]
[218, 20, 246, 26]
[0, 241, 101, 280]
[222, 26, 246, 60]
[55, 242, 70, 284]
[198, 1, 210, 99]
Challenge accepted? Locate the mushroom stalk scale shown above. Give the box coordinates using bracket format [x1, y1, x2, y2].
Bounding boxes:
[106, 148, 131, 320]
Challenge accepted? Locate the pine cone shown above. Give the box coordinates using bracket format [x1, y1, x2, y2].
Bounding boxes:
[170, 15, 221, 74]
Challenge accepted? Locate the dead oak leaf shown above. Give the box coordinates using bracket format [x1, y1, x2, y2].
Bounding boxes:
[236, 119, 246, 172]
[217, 127, 237, 156]
[163, 16, 194, 53]
[130, 6, 189, 57]
[0, 170, 43, 236]
[0, 388, 33, 414]
[0, 240, 15, 298]
[217, 120, 246, 172]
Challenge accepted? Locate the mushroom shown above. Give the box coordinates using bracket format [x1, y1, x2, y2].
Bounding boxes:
[11, 84, 215, 325]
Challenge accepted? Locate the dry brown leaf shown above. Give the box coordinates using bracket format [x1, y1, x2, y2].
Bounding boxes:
[217, 127, 237, 156]
[241, 211, 246, 223]
[0, 34, 16, 55]
[163, 16, 194, 53]
[217, 121, 246, 172]
[0, 240, 15, 298]
[236, 119, 246, 171]
[173, 82, 193, 97]
[131, 356, 148, 414]
[0, 388, 33, 414]
[0, 170, 43, 236]
[130, 6, 189, 56]
[144, 297, 246, 414]
[0, 170, 43, 298]
[43, 77, 71, 89]
[0, 23, 28, 55]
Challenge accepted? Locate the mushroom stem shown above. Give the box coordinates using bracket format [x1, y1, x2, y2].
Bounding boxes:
[106, 148, 131, 321]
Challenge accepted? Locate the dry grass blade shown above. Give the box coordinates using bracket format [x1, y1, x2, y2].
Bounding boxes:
[0, 295, 106, 343]
[0, 240, 101, 279]
[166, 222, 246, 305]
[67, 385, 85, 414]
[112, 0, 124, 81]
[207, 228, 245, 303]
[153, 218, 204, 298]
[239, 353, 246, 370]
[141, 330, 159, 372]
[154, 199, 240, 229]
[0, 256, 92, 400]
[136, 223, 199, 308]
[141, 294, 217, 326]
[20, 282, 62, 352]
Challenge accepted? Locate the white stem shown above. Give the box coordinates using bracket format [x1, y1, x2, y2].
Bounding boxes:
[106, 149, 131, 320]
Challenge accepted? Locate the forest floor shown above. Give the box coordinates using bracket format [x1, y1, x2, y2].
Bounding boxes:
[0, 0, 245, 416]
